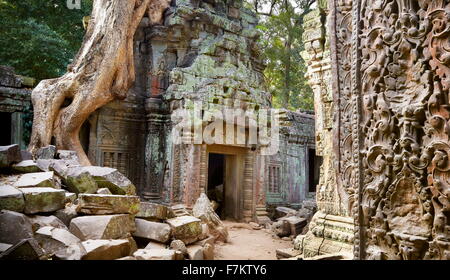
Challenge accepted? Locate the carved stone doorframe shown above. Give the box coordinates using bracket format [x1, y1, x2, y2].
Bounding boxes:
[204, 144, 256, 222]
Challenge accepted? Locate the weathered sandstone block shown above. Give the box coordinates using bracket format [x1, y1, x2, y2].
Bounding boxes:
[193, 193, 228, 242]
[14, 172, 57, 189]
[186, 244, 204, 260]
[0, 185, 24, 212]
[0, 238, 44, 260]
[35, 226, 86, 260]
[133, 218, 171, 243]
[12, 160, 43, 173]
[64, 169, 98, 194]
[20, 187, 65, 214]
[166, 215, 202, 245]
[81, 239, 133, 260]
[0, 144, 21, 168]
[77, 194, 140, 215]
[170, 239, 187, 254]
[36, 145, 56, 160]
[28, 215, 67, 231]
[69, 214, 135, 241]
[0, 210, 34, 244]
[66, 166, 136, 195]
[137, 202, 169, 220]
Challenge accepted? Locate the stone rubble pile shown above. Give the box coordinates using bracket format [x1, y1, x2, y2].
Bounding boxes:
[0, 144, 224, 260]
[262, 203, 317, 260]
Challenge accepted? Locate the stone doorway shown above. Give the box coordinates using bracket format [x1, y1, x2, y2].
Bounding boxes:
[206, 145, 247, 221]
[207, 153, 225, 218]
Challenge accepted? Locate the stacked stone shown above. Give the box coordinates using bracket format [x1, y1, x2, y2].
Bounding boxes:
[0, 144, 217, 260]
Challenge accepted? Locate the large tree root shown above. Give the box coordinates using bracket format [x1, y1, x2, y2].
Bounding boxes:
[28, 0, 169, 165]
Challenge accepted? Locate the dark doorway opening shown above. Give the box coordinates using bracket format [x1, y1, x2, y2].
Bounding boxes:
[79, 120, 91, 156]
[0, 112, 12, 146]
[207, 153, 225, 218]
[308, 148, 322, 193]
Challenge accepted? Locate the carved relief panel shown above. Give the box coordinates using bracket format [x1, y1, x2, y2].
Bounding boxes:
[330, 0, 450, 259]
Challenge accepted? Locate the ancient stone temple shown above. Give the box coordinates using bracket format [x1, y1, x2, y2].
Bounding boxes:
[266, 111, 317, 209]
[301, 0, 450, 260]
[0, 66, 34, 150]
[79, 0, 315, 222]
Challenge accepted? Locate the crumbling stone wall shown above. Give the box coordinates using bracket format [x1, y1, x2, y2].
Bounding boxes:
[266, 111, 315, 209]
[0, 66, 34, 150]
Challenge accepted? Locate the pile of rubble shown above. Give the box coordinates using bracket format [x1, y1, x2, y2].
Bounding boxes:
[0, 144, 228, 260]
[264, 204, 317, 259]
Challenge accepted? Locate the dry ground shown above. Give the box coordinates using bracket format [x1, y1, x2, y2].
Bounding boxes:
[214, 220, 293, 260]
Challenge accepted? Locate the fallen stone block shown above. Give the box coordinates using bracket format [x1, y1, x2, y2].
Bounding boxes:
[36, 145, 56, 160]
[0, 238, 45, 260]
[63, 168, 98, 194]
[0, 144, 22, 168]
[0, 210, 34, 244]
[275, 206, 297, 219]
[55, 203, 78, 227]
[133, 218, 171, 243]
[256, 215, 272, 226]
[276, 248, 301, 259]
[145, 241, 167, 250]
[169, 239, 187, 254]
[0, 185, 25, 212]
[28, 215, 68, 231]
[186, 245, 204, 260]
[280, 216, 307, 236]
[21, 187, 65, 214]
[77, 194, 140, 215]
[203, 243, 214, 260]
[12, 160, 43, 173]
[272, 220, 291, 237]
[35, 226, 86, 260]
[66, 166, 136, 195]
[97, 188, 111, 195]
[137, 202, 169, 220]
[14, 172, 57, 189]
[69, 214, 135, 241]
[193, 193, 228, 242]
[133, 249, 176, 260]
[166, 215, 202, 245]
[82, 239, 133, 260]
[36, 159, 79, 175]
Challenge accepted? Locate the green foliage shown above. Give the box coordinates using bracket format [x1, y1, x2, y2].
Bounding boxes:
[250, 0, 315, 111]
[0, 0, 92, 81]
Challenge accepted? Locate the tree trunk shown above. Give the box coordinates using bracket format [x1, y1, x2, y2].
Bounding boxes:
[28, 0, 169, 165]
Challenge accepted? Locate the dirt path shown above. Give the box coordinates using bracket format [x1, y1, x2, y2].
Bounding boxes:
[214, 221, 293, 260]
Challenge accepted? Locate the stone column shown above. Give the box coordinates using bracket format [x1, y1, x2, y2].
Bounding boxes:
[242, 151, 254, 222]
[295, 2, 354, 258]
